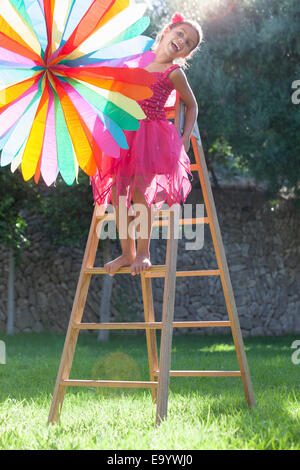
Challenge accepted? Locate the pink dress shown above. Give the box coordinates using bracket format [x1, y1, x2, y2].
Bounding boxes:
[91, 64, 192, 209]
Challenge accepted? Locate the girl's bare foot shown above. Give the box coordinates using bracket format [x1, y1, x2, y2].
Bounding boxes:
[104, 253, 136, 277]
[130, 253, 152, 276]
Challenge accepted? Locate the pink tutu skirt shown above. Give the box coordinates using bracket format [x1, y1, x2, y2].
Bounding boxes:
[91, 118, 193, 210]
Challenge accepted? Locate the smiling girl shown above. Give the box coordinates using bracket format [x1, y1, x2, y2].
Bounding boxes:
[91, 12, 203, 276]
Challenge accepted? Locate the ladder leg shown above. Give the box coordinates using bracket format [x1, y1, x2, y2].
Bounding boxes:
[156, 208, 179, 425]
[210, 219, 255, 406]
[141, 275, 159, 403]
[47, 326, 80, 424]
[192, 132, 255, 408]
[48, 208, 101, 424]
[215, 236, 255, 407]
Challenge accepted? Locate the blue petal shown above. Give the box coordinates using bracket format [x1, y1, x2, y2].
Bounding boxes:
[60, 0, 94, 47]
[64, 36, 154, 66]
[23, 0, 48, 52]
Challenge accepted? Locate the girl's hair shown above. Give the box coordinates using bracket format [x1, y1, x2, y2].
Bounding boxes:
[152, 13, 204, 69]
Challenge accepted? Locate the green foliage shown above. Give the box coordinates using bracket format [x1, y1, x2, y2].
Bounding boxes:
[0, 168, 36, 259]
[37, 173, 94, 247]
[0, 165, 95, 253]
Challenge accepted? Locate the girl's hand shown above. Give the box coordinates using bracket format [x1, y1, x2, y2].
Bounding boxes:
[182, 135, 190, 153]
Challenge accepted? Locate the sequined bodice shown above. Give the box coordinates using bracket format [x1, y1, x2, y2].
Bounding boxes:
[138, 65, 180, 121]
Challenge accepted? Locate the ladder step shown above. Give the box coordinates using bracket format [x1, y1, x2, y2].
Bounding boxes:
[155, 210, 206, 221]
[61, 379, 158, 389]
[84, 266, 220, 278]
[153, 217, 209, 227]
[144, 269, 220, 279]
[96, 209, 208, 227]
[73, 321, 231, 330]
[190, 163, 200, 172]
[96, 212, 115, 221]
[154, 370, 242, 377]
[96, 215, 209, 226]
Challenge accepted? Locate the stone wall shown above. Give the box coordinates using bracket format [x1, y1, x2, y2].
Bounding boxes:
[0, 186, 299, 336]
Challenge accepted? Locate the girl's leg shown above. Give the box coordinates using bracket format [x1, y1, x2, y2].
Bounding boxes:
[130, 187, 157, 276]
[104, 186, 136, 276]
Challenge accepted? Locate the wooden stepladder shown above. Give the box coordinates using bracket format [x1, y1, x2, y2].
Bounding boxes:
[48, 95, 255, 426]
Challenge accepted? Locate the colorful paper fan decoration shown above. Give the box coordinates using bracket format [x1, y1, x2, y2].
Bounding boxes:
[0, 0, 156, 186]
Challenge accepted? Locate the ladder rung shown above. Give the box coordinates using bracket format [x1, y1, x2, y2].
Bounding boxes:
[96, 213, 209, 226]
[154, 370, 242, 377]
[96, 212, 115, 221]
[73, 321, 231, 330]
[190, 163, 200, 172]
[154, 210, 206, 222]
[84, 266, 220, 278]
[153, 217, 209, 227]
[144, 269, 220, 278]
[61, 379, 158, 389]
[155, 209, 177, 218]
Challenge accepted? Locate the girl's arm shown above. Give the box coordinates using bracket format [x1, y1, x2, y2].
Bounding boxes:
[169, 68, 198, 152]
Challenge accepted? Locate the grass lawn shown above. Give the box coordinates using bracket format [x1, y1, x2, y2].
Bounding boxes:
[0, 332, 299, 450]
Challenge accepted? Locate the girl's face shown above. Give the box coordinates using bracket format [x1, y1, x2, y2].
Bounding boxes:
[161, 24, 199, 59]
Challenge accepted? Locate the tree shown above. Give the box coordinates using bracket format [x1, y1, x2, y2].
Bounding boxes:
[147, 0, 300, 202]
[0, 168, 36, 334]
[37, 173, 93, 247]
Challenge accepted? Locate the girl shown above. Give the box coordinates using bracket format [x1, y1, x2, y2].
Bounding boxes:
[91, 13, 203, 276]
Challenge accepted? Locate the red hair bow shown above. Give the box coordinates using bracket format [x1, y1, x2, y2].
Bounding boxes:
[171, 12, 185, 24]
